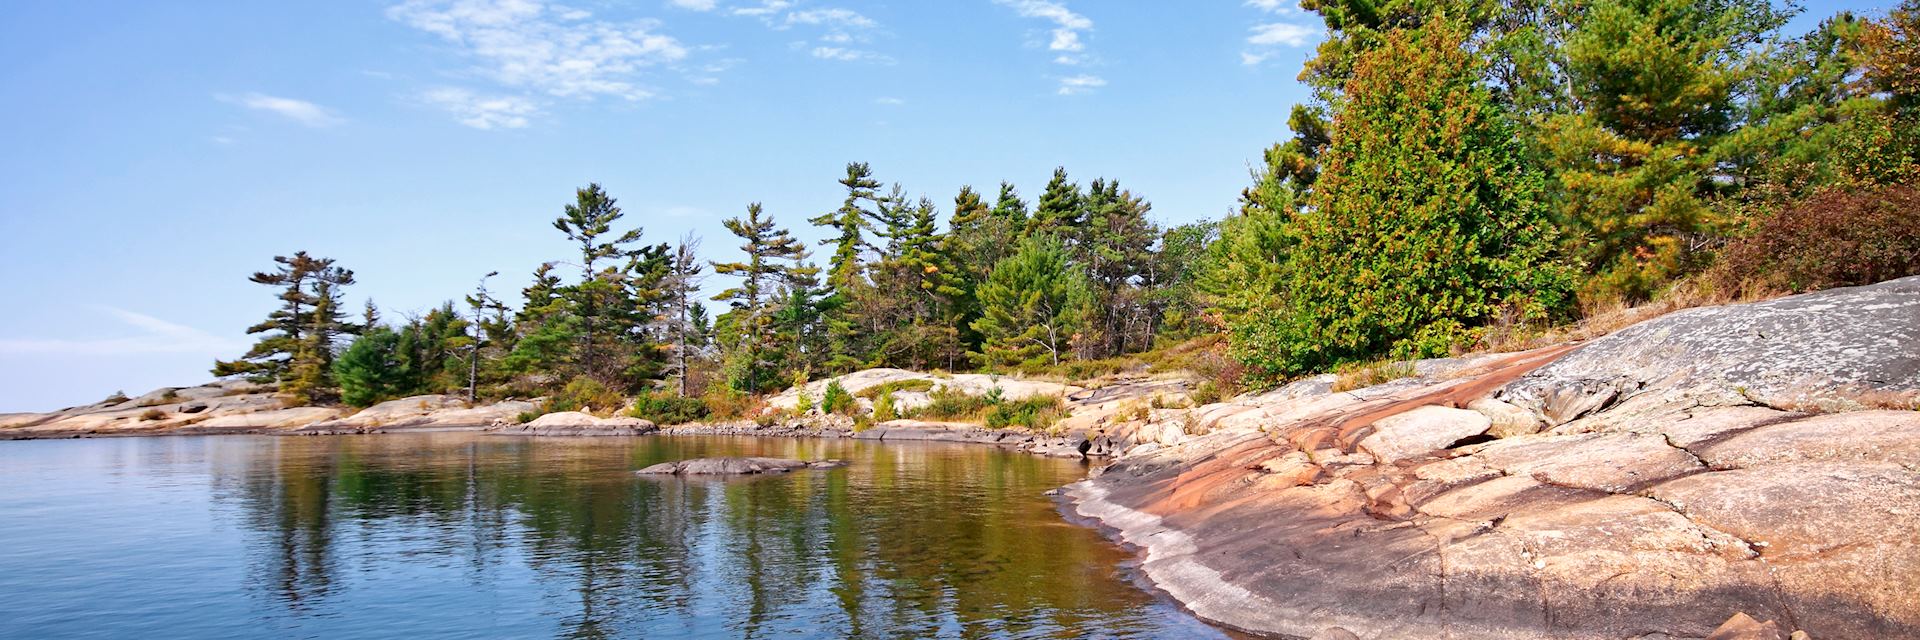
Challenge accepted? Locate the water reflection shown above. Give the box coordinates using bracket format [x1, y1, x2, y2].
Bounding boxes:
[129, 433, 1233, 639]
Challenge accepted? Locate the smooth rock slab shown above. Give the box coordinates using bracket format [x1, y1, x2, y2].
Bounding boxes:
[635, 457, 846, 475]
[1355, 405, 1491, 463]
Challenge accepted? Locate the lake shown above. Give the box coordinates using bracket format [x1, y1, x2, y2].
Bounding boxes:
[0, 433, 1233, 639]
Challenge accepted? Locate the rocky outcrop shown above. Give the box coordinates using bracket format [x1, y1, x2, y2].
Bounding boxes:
[297, 395, 534, 434]
[635, 457, 846, 475]
[0, 380, 307, 438]
[491, 411, 657, 436]
[1062, 278, 1920, 640]
[765, 368, 1081, 412]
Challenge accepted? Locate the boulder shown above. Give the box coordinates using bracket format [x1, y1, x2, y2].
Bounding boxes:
[1468, 396, 1544, 438]
[306, 396, 534, 432]
[492, 411, 657, 436]
[635, 457, 841, 475]
[765, 368, 1079, 411]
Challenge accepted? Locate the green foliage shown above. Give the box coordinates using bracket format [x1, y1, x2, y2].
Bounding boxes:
[334, 327, 409, 408]
[544, 376, 623, 417]
[624, 392, 709, 426]
[701, 386, 757, 421]
[910, 386, 998, 421]
[1229, 23, 1575, 388]
[871, 390, 898, 422]
[712, 203, 808, 393]
[214, 251, 360, 403]
[855, 379, 934, 399]
[820, 380, 856, 415]
[970, 234, 1097, 369]
[984, 395, 1069, 431]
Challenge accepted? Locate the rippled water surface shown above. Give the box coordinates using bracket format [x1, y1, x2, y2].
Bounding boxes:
[0, 434, 1230, 639]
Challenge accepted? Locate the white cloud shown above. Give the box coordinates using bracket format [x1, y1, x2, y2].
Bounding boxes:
[1247, 22, 1314, 47]
[421, 87, 539, 129]
[809, 46, 892, 63]
[786, 8, 875, 30]
[1244, 0, 1298, 14]
[1057, 74, 1105, 95]
[387, 0, 687, 102]
[730, 0, 793, 17]
[1242, 19, 1317, 66]
[0, 308, 246, 356]
[874, 96, 904, 105]
[668, 0, 716, 10]
[995, 0, 1097, 85]
[218, 93, 345, 127]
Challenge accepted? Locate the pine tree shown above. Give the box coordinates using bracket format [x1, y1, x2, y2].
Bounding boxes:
[1541, 0, 1788, 302]
[1031, 167, 1083, 240]
[1076, 178, 1159, 357]
[712, 203, 806, 392]
[215, 252, 359, 404]
[970, 234, 1096, 369]
[811, 162, 883, 290]
[551, 183, 662, 384]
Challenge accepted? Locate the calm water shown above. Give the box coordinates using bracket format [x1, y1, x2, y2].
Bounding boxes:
[0, 434, 1230, 639]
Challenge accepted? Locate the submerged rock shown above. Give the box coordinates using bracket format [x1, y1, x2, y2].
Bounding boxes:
[635, 457, 845, 475]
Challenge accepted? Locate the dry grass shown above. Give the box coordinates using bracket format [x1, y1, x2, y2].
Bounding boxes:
[1330, 360, 1419, 392]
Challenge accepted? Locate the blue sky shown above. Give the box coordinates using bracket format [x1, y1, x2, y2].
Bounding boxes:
[0, 0, 1893, 411]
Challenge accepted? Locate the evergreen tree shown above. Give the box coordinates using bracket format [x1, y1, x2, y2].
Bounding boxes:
[214, 252, 359, 404]
[712, 203, 806, 392]
[1241, 22, 1574, 386]
[333, 326, 409, 408]
[970, 234, 1096, 369]
[1075, 178, 1159, 357]
[811, 162, 883, 290]
[1031, 167, 1083, 239]
[551, 183, 666, 384]
[1541, 0, 1789, 302]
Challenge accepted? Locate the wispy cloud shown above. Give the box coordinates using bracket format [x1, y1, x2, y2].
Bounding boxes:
[1244, 0, 1297, 14]
[874, 96, 905, 105]
[420, 87, 539, 129]
[0, 308, 246, 356]
[1057, 74, 1105, 95]
[1241, 2, 1318, 66]
[388, 0, 688, 120]
[731, 1, 889, 63]
[668, 0, 717, 10]
[217, 93, 345, 127]
[994, 0, 1100, 93]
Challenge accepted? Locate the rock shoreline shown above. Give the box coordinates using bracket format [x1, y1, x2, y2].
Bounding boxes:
[1058, 277, 1920, 640]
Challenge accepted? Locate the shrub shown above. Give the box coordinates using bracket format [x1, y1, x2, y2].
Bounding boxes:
[910, 386, 997, 421]
[104, 390, 129, 405]
[795, 391, 815, 414]
[1712, 185, 1920, 298]
[545, 376, 623, 417]
[1190, 381, 1223, 406]
[856, 378, 935, 399]
[625, 392, 709, 426]
[1330, 360, 1419, 393]
[821, 380, 856, 415]
[138, 408, 167, 421]
[702, 387, 756, 421]
[515, 411, 540, 424]
[872, 390, 898, 422]
[984, 396, 1070, 431]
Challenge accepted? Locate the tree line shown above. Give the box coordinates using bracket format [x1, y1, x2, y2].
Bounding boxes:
[214, 0, 1919, 411]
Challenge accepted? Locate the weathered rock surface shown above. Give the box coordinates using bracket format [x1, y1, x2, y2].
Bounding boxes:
[635, 456, 845, 475]
[765, 368, 1080, 412]
[299, 395, 535, 434]
[491, 411, 657, 436]
[0, 380, 300, 438]
[1063, 278, 1920, 640]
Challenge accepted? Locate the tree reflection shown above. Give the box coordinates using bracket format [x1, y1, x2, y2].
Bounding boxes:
[208, 434, 1205, 638]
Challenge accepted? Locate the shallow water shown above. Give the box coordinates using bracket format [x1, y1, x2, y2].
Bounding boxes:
[0, 433, 1230, 639]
